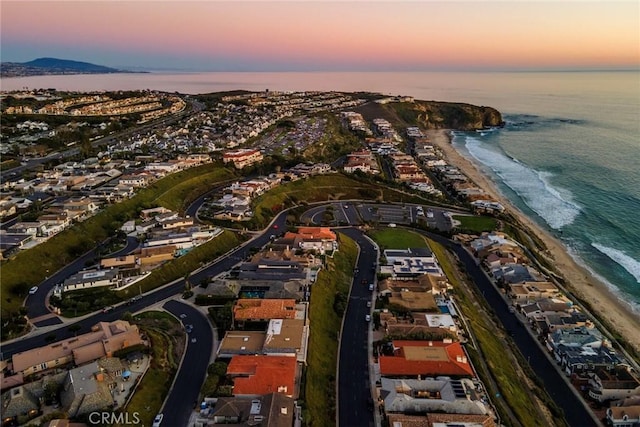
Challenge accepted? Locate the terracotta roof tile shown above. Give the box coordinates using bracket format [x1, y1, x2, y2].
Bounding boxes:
[379, 340, 474, 377]
[227, 355, 297, 397]
[233, 299, 297, 321]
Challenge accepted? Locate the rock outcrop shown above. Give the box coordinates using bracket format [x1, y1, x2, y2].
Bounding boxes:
[412, 101, 504, 130]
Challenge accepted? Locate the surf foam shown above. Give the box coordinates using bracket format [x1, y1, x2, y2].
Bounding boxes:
[565, 244, 640, 315]
[464, 136, 581, 229]
[592, 243, 640, 284]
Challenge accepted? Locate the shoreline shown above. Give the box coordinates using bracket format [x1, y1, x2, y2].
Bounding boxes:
[425, 129, 640, 355]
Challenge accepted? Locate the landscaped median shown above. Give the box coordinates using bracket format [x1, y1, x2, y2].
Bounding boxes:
[302, 233, 357, 426]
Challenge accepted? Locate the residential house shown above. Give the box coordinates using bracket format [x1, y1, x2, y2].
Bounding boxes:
[100, 255, 137, 271]
[160, 217, 194, 230]
[118, 174, 151, 188]
[237, 260, 307, 282]
[607, 396, 640, 427]
[588, 366, 640, 402]
[223, 149, 263, 169]
[419, 314, 458, 333]
[606, 405, 640, 427]
[1, 386, 39, 422]
[381, 248, 443, 278]
[137, 245, 176, 268]
[218, 332, 266, 358]
[63, 198, 100, 222]
[378, 274, 450, 296]
[10, 321, 144, 376]
[379, 340, 474, 378]
[7, 222, 46, 237]
[491, 263, 543, 285]
[508, 281, 560, 302]
[233, 299, 302, 326]
[263, 319, 307, 361]
[227, 355, 298, 398]
[207, 393, 294, 426]
[386, 413, 495, 427]
[62, 269, 122, 292]
[388, 290, 439, 313]
[380, 377, 489, 415]
[60, 362, 112, 418]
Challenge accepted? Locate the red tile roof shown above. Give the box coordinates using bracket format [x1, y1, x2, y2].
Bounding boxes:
[227, 355, 297, 397]
[233, 299, 297, 321]
[285, 227, 337, 241]
[379, 340, 474, 377]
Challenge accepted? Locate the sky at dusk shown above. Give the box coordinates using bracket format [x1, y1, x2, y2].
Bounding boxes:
[1, 1, 638, 72]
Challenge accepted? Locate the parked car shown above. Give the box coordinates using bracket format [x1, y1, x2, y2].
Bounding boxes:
[365, 314, 371, 322]
[152, 414, 163, 427]
[368, 283, 374, 291]
[29, 286, 38, 295]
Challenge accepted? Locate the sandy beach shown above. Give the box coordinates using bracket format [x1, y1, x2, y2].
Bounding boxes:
[425, 129, 640, 355]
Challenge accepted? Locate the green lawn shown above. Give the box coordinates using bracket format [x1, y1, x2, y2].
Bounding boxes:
[303, 233, 357, 426]
[452, 215, 498, 233]
[368, 228, 429, 250]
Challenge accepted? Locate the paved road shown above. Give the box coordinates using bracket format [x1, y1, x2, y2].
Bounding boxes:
[337, 228, 376, 427]
[160, 300, 213, 427]
[1, 212, 287, 360]
[418, 230, 599, 427]
[26, 236, 139, 323]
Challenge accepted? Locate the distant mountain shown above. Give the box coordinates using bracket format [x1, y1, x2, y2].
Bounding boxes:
[0, 57, 142, 78]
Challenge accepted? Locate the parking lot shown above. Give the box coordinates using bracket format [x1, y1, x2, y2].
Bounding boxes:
[300, 202, 453, 231]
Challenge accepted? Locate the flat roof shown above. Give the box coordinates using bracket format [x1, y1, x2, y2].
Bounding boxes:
[219, 331, 266, 354]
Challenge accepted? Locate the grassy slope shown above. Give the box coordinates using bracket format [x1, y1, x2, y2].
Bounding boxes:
[121, 311, 182, 427]
[0, 163, 235, 316]
[428, 238, 559, 427]
[304, 234, 357, 426]
[453, 215, 498, 234]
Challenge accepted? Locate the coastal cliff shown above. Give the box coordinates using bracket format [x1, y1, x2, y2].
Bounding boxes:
[411, 101, 504, 130]
[355, 99, 504, 131]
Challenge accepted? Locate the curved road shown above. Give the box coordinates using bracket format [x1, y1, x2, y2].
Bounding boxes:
[3, 203, 599, 426]
[1, 212, 287, 360]
[26, 236, 139, 324]
[160, 300, 214, 427]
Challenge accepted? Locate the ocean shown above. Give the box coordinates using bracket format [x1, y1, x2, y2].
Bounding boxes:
[2, 71, 639, 313]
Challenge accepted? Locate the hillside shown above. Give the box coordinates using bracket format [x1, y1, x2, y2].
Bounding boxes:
[355, 99, 504, 131]
[1, 57, 134, 77]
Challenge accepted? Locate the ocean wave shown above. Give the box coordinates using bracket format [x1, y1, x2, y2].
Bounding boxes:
[464, 136, 581, 229]
[566, 244, 640, 314]
[592, 243, 640, 284]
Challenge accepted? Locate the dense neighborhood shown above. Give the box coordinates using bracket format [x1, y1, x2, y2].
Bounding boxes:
[0, 89, 637, 427]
